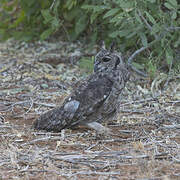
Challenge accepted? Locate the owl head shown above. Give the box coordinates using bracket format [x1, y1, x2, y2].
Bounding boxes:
[94, 42, 125, 73]
[94, 42, 130, 82]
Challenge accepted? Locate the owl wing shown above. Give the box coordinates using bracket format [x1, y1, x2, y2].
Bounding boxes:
[68, 73, 114, 125]
[33, 73, 113, 132]
[102, 69, 128, 114]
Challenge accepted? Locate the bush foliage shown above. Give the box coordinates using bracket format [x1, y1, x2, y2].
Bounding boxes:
[0, 0, 179, 75]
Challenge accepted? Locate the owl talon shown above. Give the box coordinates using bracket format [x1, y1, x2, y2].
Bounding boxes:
[85, 121, 112, 135]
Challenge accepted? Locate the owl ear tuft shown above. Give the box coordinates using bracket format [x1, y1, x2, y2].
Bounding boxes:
[109, 41, 116, 53]
[102, 41, 106, 49]
[100, 40, 106, 50]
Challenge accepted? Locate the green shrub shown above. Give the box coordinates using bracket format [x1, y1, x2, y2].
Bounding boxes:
[0, 0, 179, 75]
[81, 0, 180, 76]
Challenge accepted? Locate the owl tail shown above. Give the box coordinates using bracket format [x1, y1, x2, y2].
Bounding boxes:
[33, 107, 68, 132]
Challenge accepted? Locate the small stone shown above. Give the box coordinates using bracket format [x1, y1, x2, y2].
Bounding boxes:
[40, 83, 49, 89]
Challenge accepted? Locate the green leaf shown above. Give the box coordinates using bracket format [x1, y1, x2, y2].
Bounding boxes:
[139, 33, 148, 47]
[127, 31, 137, 39]
[164, 3, 174, 10]
[0, 29, 9, 41]
[132, 62, 144, 70]
[51, 18, 60, 28]
[78, 57, 93, 73]
[75, 15, 87, 35]
[147, 61, 156, 78]
[64, 0, 77, 10]
[63, 8, 81, 21]
[174, 37, 180, 48]
[168, 0, 177, 7]
[92, 5, 109, 13]
[109, 31, 119, 38]
[147, 0, 156, 3]
[90, 31, 97, 45]
[145, 11, 156, 24]
[90, 12, 100, 24]
[119, 29, 131, 37]
[103, 8, 119, 19]
[166, 48, 173, 65]
[109, 12, 124, 23]
[40, 28, 54, 40]
[82, 5, 109, 12]
[172, 12, 177, 19]
[151, 23, 160, 34]
[135, 11, 142, 24]
[52, 0, 60, 15]
[81, 5, 94, 10]
[9, 10, 25, 28]
[41, 9, 53, 24]
[119, 1, 134, 9]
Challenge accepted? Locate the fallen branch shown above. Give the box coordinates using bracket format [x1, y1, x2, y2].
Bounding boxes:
[162, 124, 180, 129]
[72, 171, 121, 176]
[34, 102, 56, 108]
[137, 10, 158, 39]
[51, 152, 170, 163]
[126, 10, 178, 77]
[20, 136, 59, 146]
[98, 136, 148, 143]
[128, 37, 161, 65]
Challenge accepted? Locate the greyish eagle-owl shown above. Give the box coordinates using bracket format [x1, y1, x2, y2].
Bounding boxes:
[33, 43, 130, 134]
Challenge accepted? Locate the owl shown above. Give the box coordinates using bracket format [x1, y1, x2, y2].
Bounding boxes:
[33, 43, 130, 134]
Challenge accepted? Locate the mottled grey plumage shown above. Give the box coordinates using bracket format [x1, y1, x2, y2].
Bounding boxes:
[33, 44, 130, 133]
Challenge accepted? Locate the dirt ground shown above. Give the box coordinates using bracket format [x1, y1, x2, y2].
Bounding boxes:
[0, 40, 180, 179]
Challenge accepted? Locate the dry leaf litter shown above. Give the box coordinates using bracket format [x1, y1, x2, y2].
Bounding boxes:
[0, 39, 180, 179]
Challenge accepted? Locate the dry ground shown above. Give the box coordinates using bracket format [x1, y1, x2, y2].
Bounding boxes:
[0, 40, 180, 179]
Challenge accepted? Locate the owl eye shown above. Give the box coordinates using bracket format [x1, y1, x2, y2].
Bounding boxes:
[102, 56, 111, 62]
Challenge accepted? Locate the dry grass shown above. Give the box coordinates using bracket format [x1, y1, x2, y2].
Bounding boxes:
[0, 40, 180, 179]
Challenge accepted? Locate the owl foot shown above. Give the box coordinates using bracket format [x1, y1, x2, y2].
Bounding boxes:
[85, 121, 112, 135]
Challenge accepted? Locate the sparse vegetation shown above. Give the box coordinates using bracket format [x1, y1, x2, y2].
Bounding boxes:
[0, 39, 180, 179]
[0, 0, 180, 178]
[0, 0, 179, 75]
